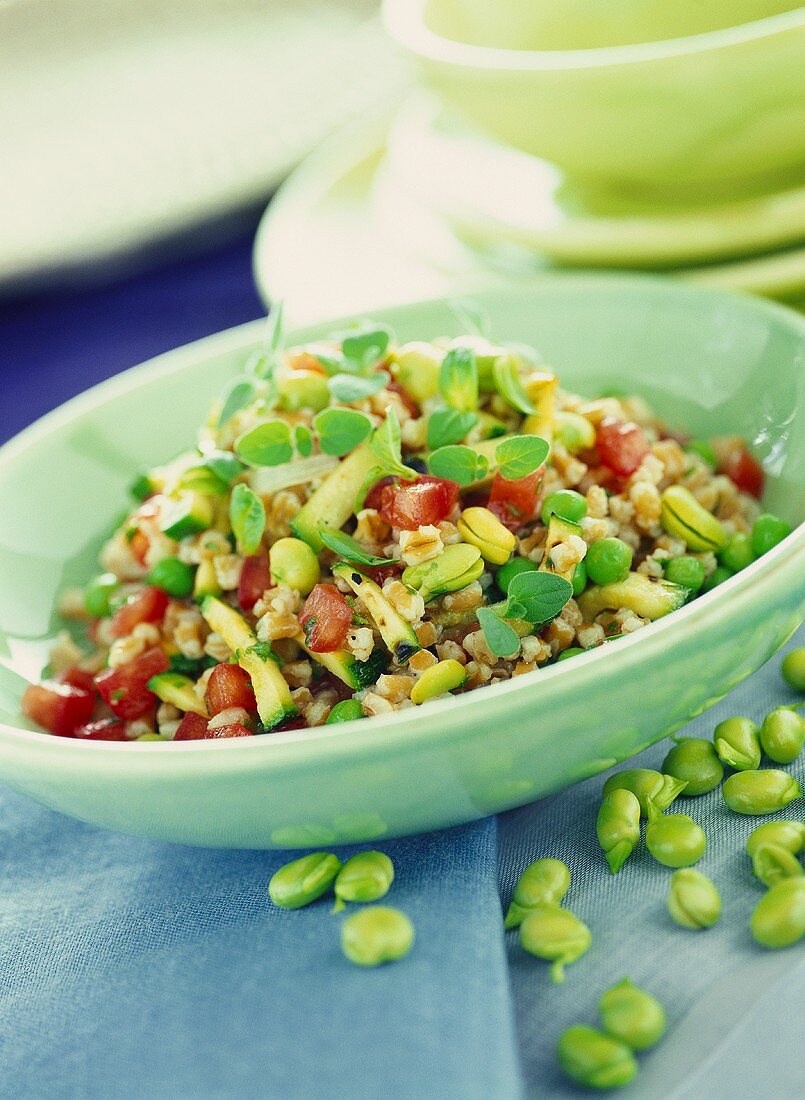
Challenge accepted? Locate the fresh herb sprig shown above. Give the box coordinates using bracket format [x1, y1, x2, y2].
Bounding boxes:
[319, 530, 397, 567]
[217, 304, 285, 428]
[478, 571, 573, 657]
[427, 434, 549, 486]
[310, 321, 395, 403]
[230, 484, 266, 556]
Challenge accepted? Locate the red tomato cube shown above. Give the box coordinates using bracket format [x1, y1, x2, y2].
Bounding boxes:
[488, 469, 543, 531]
[239, 551, 271, 612]
[205, 663, 257, 715]
[596, 418, 649, 478]
[376, 476, 459, 530]
[22, 680, 95, 737]
[109, 586, 169, 639]
[299, 583, 353, 652]
[59, 667, 96, 693]
[74, 717, 128, 742]
[95, 646, 169, 720]
[722, 447, 765, 499]
[174, 712, 210, 740]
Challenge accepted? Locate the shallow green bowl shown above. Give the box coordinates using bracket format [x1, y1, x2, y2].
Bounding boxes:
[0, 276, 803, 849]
[383, 0, 805, 200]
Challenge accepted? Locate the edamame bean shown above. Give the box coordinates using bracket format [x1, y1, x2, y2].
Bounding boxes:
[410, 659, 467, 704]
[702, 565, 732, 592]
[751, 844, 804, 889]
[602, 769, 687, 819]
[751, 513, 792, 557]
[660, 486, 726, 552]
[760, 708, 805, 765]
[84, 573, 122, 618]
[750, 878, 805, 949]
[504, 858, 570, 929]
[664, 556, 705, 594]
[457, 507, 516, 565]
[326, 699, 364, 724]
[341, 906, 415, 966]
[519, 905, 591, 983]
[540, 489, 587, 527]
[556, 1026, 637, 1090]
[781, 648, 805, 692]
[403, 544, 484, 601]
[722, 770, 802, 815]
[147, 558, 196, 598]
[646, 812, 707, 868]
[268, 852, 342, 909]
[713, 716, 761, 771]
[269, 537, 320, 596]
[662, 739, 724, 796]
[554, 411, 596, 454]
[718, 532, 755, 574]
[598, 978, 666, 1052]
[596, 790, 641, 874]
[586, 538, 633, 586]
[746, 820, 805, 859]
[496, 556, 538, 594]
[667, 869, 722, 929]
[333, 851, 394, 911]
[571, 561, 587, 597]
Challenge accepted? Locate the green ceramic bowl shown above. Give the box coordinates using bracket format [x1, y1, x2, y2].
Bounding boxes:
[383, 0, 805, 200]
[0, 276, 803, 849]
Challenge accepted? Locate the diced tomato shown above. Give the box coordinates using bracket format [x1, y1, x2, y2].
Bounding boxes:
[95, 646, 169, 720]
[74, 717, 128, 742]
[363, 562, 403, 587]
[364, 476, 394, 512]
[239, 550, 272, 611]
[596, 418, 649, 478]
[130, 529, 150, 567]
[59, 667, 96, 693]
[299, 583, 353, 652]
[205, 663, 257, 715]
[109, 586, 169, 639]
[386, 379, 420, 419]
[722, 446, 765, 499]
[22, 680, 95, 737]
[174, 712, 252, 740]
[376, 475, 460, 531]
[209, 722, 253, 739]
[488, 468, 544, 531]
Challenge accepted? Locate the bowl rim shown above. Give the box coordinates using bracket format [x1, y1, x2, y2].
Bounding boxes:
[382, 0, 805, 72]
[1, 273, 803, 759]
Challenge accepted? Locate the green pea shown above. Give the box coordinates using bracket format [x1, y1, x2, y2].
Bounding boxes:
[722, 770, 802, 815]
[556, 1026, 637, 1090]
[586, 538, 633, 586]
[269, 537, 320, 596]
[596, 789, 641, 874]
[702, 565, 733, 592]
[713, 716, 761, 771]
[685, 440, 716, 468]
[147, 557, 196, 598]
[751, 513, 792, 557]
[718, 532, 755, 574]
[667, 868, 722, 929]
[540, 489, 587, 527]
[84, 573, 121, 618]
[750, 878, 805, 949]
[598, 978, 666, 1052]
[326, 699, 365, 724]
[519, 905, 591, 983]
[571, 560, 587, 597]
[268, 852, 342, 909]
[646, 811, 706, 868]
[496, 556, 538, 594]
[602, 769, 687, 819]
[746, 820, 805, 859]
[557, 647, 585, 662]
[782, 648, 805, 692]
[504, 857, 570, 929]
[341, 905, 414, 966]
[760, 708, 805, 765]
[333, 850, 394, 911]
[751, 844, 804, 888]
[664, 556, 706, 594]
[662, 739, 724, 796]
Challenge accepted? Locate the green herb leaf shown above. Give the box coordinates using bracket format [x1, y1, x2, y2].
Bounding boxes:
[230, 484, 266, 555]
[496, 435, 550, 480]
[507, 571, 572, 625]
[449, 298, 490, 338]
[246, 640, 281, 664]
[341, 322, 392, 370]
[328, 371, 389, 403]
[427, 408, 478, 450]
[428, 445, 488, 487]
[439, 346, 478, 413]
[308, 347, 346, 376]
[371, 407, 418, 480]
[295, 425, 313, 457]
[314, 407, 373, 456]
[319, 530, 397, 567]
[246, 302, 286, 380]
[492, 354, 536, 415]
[476, 606, 520, 658]
[235, 420, 294, 467]
[202, 451, 245, 486]
[217, 378, 258, 428]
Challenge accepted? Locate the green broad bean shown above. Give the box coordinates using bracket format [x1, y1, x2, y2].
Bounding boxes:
[585, 538, 633, 586]
[333, 851, 394, 911]
[685, 440, 716, 468]
[341, 905, 414, 966]
[571, 561, 587, 597]
[664, 556, 706, 594]
[718, 532, 755, 574]
[540, 489, 587, 527]
[781, 648, 805, 692]
[660, 486, 726, 552]
[746, 820, 805, 859]
[760, 708, 805, 765]
[496, 556, 538, 594]
[713, 716, 761, 771]
[269, 537, 320, 596]
[646, 812, 707, 868]
[596, 789, 641, 875]
[722, 770, 802, 815]
[403, 544, 484, 602]
[751, 513, 792, 557]
[554, 411, 596, 454]
[750, 878, 805, 949]
[661, 739, 724, 796]
[326, 699, 365, 724]
[519, 905, 591, 983]
[84, 573, 121, 618]
[667, 869, 722, 929]
[598, 978, 666, 1052]
[457, 507, 516, 565]
[556, 1026, 637, 1090]
[504, 857, 571, 929]
[602, 769, 687, 819]
[751, 844, 804, 889]
[268, 852, 342, 909]
[147, 557, 196, 598]
[702, 565, 733, 592]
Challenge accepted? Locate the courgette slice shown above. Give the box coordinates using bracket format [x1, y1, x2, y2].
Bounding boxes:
[332, 564, 420, 664]
[147, 673, 208, 717]
[578, 573, 689, 621]
[296, 636, 387, 691]
[291, 443, 378, 552]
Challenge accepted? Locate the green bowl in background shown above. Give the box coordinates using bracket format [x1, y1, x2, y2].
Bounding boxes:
[0, 277, 802, 848]
[383, 0, 805, 201]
